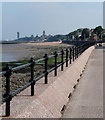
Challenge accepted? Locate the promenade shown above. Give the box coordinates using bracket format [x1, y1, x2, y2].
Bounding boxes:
[62, 45, 103, 118]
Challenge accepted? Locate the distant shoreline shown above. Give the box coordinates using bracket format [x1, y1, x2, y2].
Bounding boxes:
[0, 42, 26, 44]
[0, 41, 61, 44]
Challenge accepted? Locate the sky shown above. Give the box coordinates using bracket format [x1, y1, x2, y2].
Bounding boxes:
[2, 2, 103, 41]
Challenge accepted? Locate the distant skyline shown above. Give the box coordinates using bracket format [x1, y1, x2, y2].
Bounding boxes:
[2, 2, 103, 41]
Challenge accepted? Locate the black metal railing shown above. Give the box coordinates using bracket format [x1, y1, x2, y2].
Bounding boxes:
[0, 41, 95, 116]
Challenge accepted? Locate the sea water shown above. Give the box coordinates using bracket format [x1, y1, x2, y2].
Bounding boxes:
[0, 53, 17, 62]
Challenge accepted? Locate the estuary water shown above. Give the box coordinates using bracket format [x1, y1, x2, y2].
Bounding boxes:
[1, 44, 32, 62]
[1, 53, 17, 62]
[1, 43, 49, 62]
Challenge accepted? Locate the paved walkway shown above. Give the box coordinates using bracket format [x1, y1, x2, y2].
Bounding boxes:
[62, 46, 103, 118]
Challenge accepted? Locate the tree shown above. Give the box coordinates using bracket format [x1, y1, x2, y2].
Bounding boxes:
[75, 35, 79, 40]
[31, 35, 34, 38]
[93, 26, 103, 39]
[103, 34, 105, 41]
[81, 28, 89, 40]
[93, 26, 103, 35]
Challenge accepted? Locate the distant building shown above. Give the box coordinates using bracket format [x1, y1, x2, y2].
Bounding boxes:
[31, 35, 34, 38]
[17, 32, 20, 39]
[36, 34, 38, 38]
[43, 30, 45, 36]
[89, 29, 94, 37]
[103, 30, 105, 35]
[72, 35, 75, 40]
[92, 34, 97, 40]
[76, 32, 81, 36]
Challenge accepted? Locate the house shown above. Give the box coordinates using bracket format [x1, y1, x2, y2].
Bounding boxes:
[89, 29, 94, 37]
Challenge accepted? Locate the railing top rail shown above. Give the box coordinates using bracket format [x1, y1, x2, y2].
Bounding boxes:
[0, 63, 31, 75]
[34, 58, 45, 63]
[0, 56, 53, 75]
[12, 63, 31, 71]
[0, 72, 45, 103]
[57, 52, 62, 55]
[48, 54, 55, 58]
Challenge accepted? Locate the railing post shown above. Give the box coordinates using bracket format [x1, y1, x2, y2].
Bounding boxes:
[83, 44, 85, 52]
[78, 45, 80, 56]
[80, 45, 81, 55]
[29, 57, 35, 96]
[69, 47, 72, 64]
[76, 46, 78, 58]
[72, 47, 74, 62]
[44, 54, 48, 84]
[4, 64, 12, 116]
[75, 46, 76, 59]
[81, 45, 83, 54]
[66, 49, 68, 67]
[78, 46, 79, 56]
[54, 51, 58, 76]
[84, 44, 86, 51]
[61, 49, 64, 71]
